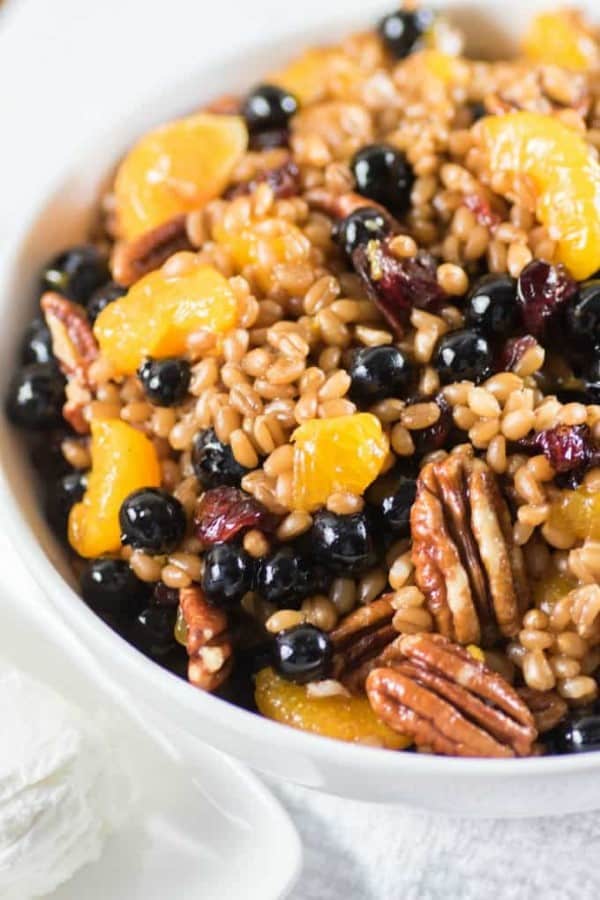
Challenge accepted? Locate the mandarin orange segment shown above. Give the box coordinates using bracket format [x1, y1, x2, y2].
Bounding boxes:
[479, 112, 600, 280]
[94, 263, 238, 375]
[548, 486, 600, 543]
[68, 420, 161, 558]
[114, 113, 248, 239]
[291, 413, 388, 512]
[213, 217, 311, 293]
[271, 47, 362, 105]
[255, 667, 410, 748]
[522, 10, 599, 71]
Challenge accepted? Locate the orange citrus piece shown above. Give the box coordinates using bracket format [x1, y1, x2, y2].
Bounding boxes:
[548, 485, 600, 543]
[291, 413, 388, 512]
[213, 217, 311, 293]
[114, 113, 248, 239]
[479, 112, 600, 280]
[68, 420, 161, 558]
[94, 263, 238, 375]
[271, 47, 362, 105]
[255, 667, 410, 749]
[522, 11, 599, 71]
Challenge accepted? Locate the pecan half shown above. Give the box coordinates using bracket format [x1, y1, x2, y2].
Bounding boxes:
[517, 687, 568, 734]
[411, 447, 529, 647]
[330, 596, 396, 692]
[111, 214, 193, 286]
[180, 585, 233, 691]
[305, 188, 403, 233]
[41, 292, 98, 384]
[366, 633, 537, 757]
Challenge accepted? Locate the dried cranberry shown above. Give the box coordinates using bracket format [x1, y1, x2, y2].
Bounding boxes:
[517, 260, 578, 339]
[499, 335, 538, 372]
[411, 395, 453, 456]
[225, 160, 299, 200]
[518, 424, 600, 474]
[195, 487, 279, 544]
[352, 238, 445, 337]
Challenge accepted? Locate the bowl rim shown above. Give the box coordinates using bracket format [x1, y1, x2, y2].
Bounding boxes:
[2, 25, 600, 781]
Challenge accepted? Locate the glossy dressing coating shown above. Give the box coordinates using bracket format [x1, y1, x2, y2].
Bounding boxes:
[94, 264, 238, 375]
[68, 419, 161, 557]
[479, 112, 600, 280]
[115, 113, 248, 239]
[291, 412, 388, 512]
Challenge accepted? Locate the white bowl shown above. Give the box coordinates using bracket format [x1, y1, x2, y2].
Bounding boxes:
[2, 1, 600, 819]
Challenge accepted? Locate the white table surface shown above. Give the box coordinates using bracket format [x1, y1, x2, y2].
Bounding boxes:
[1, 2, 600, 898]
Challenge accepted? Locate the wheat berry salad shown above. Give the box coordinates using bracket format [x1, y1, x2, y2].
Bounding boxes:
[9, 5, 600, 758]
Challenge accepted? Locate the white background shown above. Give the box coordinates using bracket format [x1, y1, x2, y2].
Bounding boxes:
[2, 2, 600, 898]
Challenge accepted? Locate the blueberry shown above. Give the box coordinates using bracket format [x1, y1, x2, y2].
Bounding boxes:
[6, 363, 65, 429]
[567, 280, 600, 347]
[378, 8, 434, 59]
[255, 547, 316, 609]
[87, 281, 126, 324]
[310, 510, 376, 576]
[45, 470, 86, 536]
[80, 558, 148, 615]
[202, 543, 255, 607]
[242, 84, 299, 133]
[351, 144, 414, 217]
[119, 488, 186, 553]
[272, 624, 333, 684]
[433, 328, 493, 385]
[192, 428, 250, 489]
[41, 245, 110, 304]
[138, 357, 191, 407]
[348, 345, 412, 404]
[465, 274, 519, 338]
[380, 476, 417, 538]
[335, 207, 389, 259]
[20, 318, 53, 365]
[553, 714, 600, 754]
[130, 605, 177, 658]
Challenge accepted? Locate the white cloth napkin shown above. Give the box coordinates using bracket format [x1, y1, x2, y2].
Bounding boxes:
[273, 781, 600, 899]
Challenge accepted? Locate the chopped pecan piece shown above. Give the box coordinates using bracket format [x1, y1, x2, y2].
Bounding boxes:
[305, 189, 403, 233]
[330, 596, 396, 692]
[111, 214, 193, 286]
[517, 687, 568, 734]
[366, 633, 537, 757]
[41, 292, 98, 384]
[411, 447, 529, 647]
[180, 585, 233, 692]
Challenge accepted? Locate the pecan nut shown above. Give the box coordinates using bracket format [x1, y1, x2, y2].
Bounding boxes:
[304, 188, 403, 233]
[41, 292, 98, 384]
[517, 687, 568, 734]
[180, 585, 233, 692]
[366, 633, 537, 757]
[411, 447, 529, 647]
[111, 214, 193, 287]
[330, 595, 396, 692]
